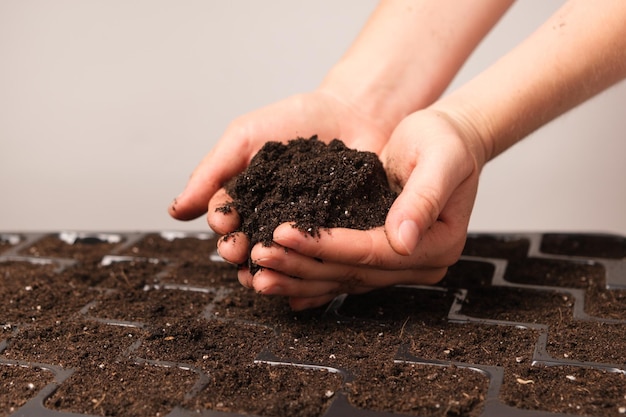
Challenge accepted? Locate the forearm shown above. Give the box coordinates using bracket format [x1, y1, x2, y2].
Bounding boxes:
[319, 0, 514, 135]
[434, 0, 626, 164]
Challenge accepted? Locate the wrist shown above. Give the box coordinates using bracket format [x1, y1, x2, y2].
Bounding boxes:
[318, 60, 430, 138]
[429, 103, 492, 172]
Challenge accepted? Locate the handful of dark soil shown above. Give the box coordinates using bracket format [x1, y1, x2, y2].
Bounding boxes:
[223, 136, 397, 270]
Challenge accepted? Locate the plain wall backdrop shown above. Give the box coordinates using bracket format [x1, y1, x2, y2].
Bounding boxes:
[1, 1, 625, 235]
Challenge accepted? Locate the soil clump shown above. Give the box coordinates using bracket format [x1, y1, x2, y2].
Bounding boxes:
[222, 137, 397, 270]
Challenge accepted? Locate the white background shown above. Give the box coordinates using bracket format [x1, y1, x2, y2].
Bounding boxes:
[2, 1, 625, 235]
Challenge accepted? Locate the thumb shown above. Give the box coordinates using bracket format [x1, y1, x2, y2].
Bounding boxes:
[385, 179, 442, 256]
[384, 146, 473, 256]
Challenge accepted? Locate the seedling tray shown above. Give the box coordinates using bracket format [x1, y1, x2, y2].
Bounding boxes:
[1, 231, 625, 417]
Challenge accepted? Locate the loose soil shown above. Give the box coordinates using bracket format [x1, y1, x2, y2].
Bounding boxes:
[1, 234, 626, 414]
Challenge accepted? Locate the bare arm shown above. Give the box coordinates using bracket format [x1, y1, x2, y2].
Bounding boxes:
[434, 0, 626, 164]
[383, 0, 626, 256]
[169, 0, 513, 221]
[320, 0, 515, 135]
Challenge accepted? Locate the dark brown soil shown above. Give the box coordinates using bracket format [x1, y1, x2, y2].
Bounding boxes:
[47, 362, 198, 417]
[119, 232, 221, 265]
[346, 363, 488, 416]
[189, 363, 343, 416]
[222, 137, 397, 271]
[3, 319, 145, 367]
[2, 230, 626, 416]
[408, 322, 540, 367]
[0, 364, 54, 417]
[459, 286, 575, 325]
[461, 235, 531, 260]
[0, 260, 94, 325]
[18, 234, 122, 262]
[501, 365, 626, 416]
[541, 233, 626, 259]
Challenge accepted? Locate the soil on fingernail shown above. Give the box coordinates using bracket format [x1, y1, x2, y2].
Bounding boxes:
[215, 202, 233, 214]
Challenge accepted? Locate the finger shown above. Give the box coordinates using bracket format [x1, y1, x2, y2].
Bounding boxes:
[169, 139, 251, 221]
[272, 223, 428, 269]
[289, 294, 340, 311]
[251, 268, 342, 297]
[251, 242, 360, 280]
[253, 236, 447, 288]
[237, 267, 253, 289]
[217, 232, 250, 265]
[208, 188, 241, 235]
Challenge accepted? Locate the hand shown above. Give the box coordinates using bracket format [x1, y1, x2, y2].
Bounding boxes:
[169, 91, 391, 223]
[218, 109, 486, 310]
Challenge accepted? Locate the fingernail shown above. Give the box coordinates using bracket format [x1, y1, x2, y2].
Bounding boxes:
[398, 219, 419, 254]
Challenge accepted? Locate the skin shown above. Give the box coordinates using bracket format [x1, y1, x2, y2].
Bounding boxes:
[170, 0, 626, 311]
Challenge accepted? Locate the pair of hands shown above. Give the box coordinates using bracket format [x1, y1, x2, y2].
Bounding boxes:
[169, 91, 484, 311]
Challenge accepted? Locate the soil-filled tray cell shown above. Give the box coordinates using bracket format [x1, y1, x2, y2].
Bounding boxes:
[89, 257, 166, 290]
[0, 260, 94, 326]
[46, 361, 198, 417]
[437, 259, 496, 289]
[540, 233, 626, 259]
[3, 319, 144, 368]
[462, 235, 531, 260]
[87, 287, 212, 323]
[337, 286, 456, 325]
[161, 261, 238, 287]
[504, 258, 605, 289]
[18, 233, 123, 262]
[120, 232, 219, 265]
[346, 362, 488, 417]
[500, 364, 626, 417]
[186, 363, 342, 417]
[585, 285, 626, 320]
[501, 257, 626, 320]
[0, 363, 54, 417]
[459, 287, 573, 325]
[137, 317, 273, 369]
[408, 322, 539, 367]
[546, 321, 626, 364]
[273, 319, 400, 372]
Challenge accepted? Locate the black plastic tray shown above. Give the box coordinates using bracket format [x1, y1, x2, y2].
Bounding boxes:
[1, 231, 625, 417]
